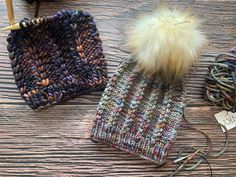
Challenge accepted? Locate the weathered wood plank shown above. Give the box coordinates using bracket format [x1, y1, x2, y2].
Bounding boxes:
[0, 105, 235, 177]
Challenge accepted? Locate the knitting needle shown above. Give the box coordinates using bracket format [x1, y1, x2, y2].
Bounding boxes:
[2, 0, 21, 31]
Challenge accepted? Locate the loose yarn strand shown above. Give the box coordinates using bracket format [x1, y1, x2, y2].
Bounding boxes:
[168, 106, 229, 177]
[24, 0, 40, 17]
[173, 48, 235, 175]
[34, 0, 40, 17]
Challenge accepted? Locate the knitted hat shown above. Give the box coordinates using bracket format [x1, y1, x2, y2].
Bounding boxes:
[7, 10, 107, 109]
[91, 7, 206, 165]
[91, 59, 185, 164]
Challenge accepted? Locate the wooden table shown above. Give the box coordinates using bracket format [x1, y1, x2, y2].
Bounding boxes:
[0, 0, 235, 176]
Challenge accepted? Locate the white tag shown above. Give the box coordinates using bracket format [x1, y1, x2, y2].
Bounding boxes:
[215, 110, 236, 132]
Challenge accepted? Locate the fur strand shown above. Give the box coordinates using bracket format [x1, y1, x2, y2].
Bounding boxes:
[127, 7, 207, 82]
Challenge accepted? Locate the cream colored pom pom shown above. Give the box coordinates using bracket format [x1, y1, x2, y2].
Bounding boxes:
[127, 7, 207, 81]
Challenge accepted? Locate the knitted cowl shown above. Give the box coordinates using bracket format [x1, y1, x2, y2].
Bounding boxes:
[91, 58, 185, 165]
[7, 10, 107, 109]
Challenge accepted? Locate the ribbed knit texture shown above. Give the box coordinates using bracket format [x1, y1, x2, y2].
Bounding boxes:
[91, 58, 185, 165]
[7, 10, 107, 109]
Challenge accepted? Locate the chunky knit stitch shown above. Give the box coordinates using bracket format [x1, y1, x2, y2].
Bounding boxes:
[91, 59, 185, 165]
[7, 10, 107, 109]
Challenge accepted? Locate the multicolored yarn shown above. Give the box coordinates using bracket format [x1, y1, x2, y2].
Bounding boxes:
[7, 10, 107, 109]
[205, 47, 236, 111]
[91, 58, 185, 165]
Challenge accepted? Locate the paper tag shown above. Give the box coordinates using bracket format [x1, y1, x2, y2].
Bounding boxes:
[215, 110, 236, 132]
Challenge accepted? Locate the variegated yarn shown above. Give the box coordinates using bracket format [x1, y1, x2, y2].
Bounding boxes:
[7, 10, 107, 109]
[91, 58, 185, 165]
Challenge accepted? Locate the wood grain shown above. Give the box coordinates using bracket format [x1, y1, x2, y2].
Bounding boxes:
[0, 0, 235, 176]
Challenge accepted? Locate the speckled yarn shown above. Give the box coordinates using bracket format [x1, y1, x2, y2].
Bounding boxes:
[91, 58, 185, 165]
[7, 10, 107, 109]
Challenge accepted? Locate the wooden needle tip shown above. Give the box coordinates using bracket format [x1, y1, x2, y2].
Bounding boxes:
[2, 23, 21, 31]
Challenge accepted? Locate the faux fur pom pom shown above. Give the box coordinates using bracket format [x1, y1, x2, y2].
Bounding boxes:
[127, 7, 207, 82]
